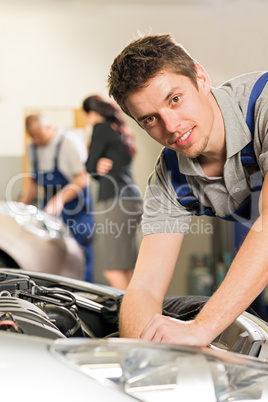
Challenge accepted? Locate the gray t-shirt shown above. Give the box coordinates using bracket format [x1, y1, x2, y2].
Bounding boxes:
[142, 72, 268, 235]
[27, 129, 88, 182]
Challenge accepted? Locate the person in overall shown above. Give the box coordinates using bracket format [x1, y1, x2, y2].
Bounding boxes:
[19, 114, 94, 282]
[107, 33, 268, 346]
[82, 96, 143, 290]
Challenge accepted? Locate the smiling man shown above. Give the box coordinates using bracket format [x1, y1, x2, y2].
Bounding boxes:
[108, 33, 268, 346]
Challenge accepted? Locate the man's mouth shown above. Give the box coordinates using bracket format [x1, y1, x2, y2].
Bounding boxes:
[175, 128, 193, 143]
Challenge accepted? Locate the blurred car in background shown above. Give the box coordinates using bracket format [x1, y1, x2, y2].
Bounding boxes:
[0, 201, 85, 280]
[1, 267, 268, 401]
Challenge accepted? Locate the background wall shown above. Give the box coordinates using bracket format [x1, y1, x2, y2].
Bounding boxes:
[0, 0, 267, 293]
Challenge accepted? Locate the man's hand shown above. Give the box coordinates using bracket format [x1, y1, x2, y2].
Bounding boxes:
[140, 314, 211, 347]
[119, 233, 185, 339]
[96, 158, 113, 175]
[44, 194, 64, 216]
[43, 171, 90, 217]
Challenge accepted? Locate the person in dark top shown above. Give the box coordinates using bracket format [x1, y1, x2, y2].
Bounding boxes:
[82, 95, 142, 290]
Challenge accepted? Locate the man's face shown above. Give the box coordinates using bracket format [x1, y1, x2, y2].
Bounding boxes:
[125, 66, 216, 159]
[27, 122, 52, 146]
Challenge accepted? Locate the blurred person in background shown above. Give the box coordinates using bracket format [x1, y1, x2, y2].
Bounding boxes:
[19, 114, 94, 282]
[82, 95, 142, 290]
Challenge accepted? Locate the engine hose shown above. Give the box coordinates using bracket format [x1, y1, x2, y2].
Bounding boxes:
[14, 286, 76, 308]
[41, 304, 81, 337]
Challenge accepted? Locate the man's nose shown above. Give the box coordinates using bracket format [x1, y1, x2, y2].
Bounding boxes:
[161, 110, 180, 134]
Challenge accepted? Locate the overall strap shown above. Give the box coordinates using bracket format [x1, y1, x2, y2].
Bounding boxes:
[31, 133, 66, 171]
[54, 133, 65, 169]
[164, 148, 213, 215]
[32, 143, 38, 172]
[246, 72, 268, 135]
[241, 72, 268, 168]
[164, 148, 200, 212]
[164, 72, 268, 216]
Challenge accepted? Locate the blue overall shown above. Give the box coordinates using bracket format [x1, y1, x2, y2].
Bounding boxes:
[32, 135, 94, 282]
[164, 72, 268, 231]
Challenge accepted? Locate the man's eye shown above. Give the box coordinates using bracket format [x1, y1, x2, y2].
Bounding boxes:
[171, 96, 180, 104]
[144, 116, 156, 125]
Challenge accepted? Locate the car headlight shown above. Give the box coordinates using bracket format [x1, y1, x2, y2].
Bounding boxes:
[50, 338, 268, 402]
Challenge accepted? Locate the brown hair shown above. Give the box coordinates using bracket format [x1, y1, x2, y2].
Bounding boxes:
[108, 33, 197, 118]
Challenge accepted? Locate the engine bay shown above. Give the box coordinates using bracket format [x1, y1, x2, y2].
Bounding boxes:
[1, 268, 268, 359]
[0, 269, 122, 340]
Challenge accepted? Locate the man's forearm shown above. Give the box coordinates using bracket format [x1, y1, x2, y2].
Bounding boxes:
[195, 214, 268, 343]
[119, 286, 162, 338]
[119, 232, 184, 339]
[60, 171, 90, 205]
[17, 178, 37, 205]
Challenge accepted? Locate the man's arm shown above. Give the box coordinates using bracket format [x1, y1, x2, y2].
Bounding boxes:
[17, 178, 38, 205]
[44, 171, 90, 216]
[119, 232, 184, 339]
[140, 173, 268, 346]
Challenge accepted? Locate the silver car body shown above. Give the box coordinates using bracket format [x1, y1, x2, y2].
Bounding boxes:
[1, 332, 268, 402]
[0, 201, 85, 279]
[0, 332, 135, 402]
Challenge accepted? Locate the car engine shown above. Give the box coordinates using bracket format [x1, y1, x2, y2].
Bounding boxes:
[0, 269, 121, 340]
[1, 268, 268, 359]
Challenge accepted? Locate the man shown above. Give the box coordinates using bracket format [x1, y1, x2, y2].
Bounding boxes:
[19, 114, 94, 282]
[107, 33, 268, 346]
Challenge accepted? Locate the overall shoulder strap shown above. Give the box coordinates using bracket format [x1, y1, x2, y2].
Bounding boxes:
[54, 133, 66, 167]
[246, 72, 268, 135]
[241, 72, 268, 167]
[164, 148, 192, 206]
[163, 148, 211, 214]
[31, 143, 38, 172]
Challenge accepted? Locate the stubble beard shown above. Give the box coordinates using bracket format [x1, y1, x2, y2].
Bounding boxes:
[182, 133, 210, 160]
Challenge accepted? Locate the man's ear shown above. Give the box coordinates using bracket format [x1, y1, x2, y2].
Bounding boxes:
[195, 63, 211, 95]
